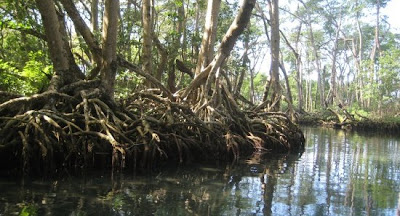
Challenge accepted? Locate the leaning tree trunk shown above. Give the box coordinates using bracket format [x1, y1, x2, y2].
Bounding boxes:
[60, 0, 102, 79]
[279, 57, 293, 105]
[182, 0, 256, 100]
[35, 0, 76, 91]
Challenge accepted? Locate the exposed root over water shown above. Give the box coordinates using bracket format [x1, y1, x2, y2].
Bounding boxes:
[0, 82, 304, 175]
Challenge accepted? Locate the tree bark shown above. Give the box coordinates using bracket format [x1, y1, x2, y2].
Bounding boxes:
[279, 57, 293, 105]
[35, 0, 78, 91]
[356, 18, 364, 106]
[368, 0, 381, 108]
[278, 21, 301, 109]
[295, 23, 303, 111]
[397, 192, 400, 216]
[181, 0, 256, 99]
[325, 19, 342, 106]
[142, 0, 153, 81]
[192, 1, 201, 65]
[305, 55, 313, 112]
[347, 2, 364, 107]
[100, 0, 119, 98]
[369, 0, 381, 65]
[268, 0, 281, 111]
[60, 0, 102, 78]
[60, 0, 168, 98]
[167, 2, 185, 93]
[153, 36, 168, 81]
[235, 28, 250, 97]
[309, 21, 325, 108]
[91, 0, 99, 33]
[57, 10, 85, 81]
[194, 0, 221, 76]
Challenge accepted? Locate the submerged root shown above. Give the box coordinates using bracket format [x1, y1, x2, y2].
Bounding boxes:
[0, 82, 305, 175]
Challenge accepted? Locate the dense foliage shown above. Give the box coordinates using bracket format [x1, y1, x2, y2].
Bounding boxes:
[1, 0, 399, 118]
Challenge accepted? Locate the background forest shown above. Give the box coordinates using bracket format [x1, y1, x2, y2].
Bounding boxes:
[1, 0, 399, 117]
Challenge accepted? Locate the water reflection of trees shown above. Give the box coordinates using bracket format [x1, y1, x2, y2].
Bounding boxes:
[1, 127, 399, 215]
[397, 192, 400, 216]
[0, 153, 301, 215]
[294, 127, 400, 216]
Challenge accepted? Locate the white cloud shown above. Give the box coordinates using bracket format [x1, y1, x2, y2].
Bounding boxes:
[382, 0, 400, 33]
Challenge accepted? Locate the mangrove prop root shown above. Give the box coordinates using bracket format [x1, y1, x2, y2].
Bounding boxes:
[0, 82, 305, 175]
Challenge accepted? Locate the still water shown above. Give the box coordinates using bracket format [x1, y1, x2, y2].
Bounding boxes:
[1, 127, 400, 215]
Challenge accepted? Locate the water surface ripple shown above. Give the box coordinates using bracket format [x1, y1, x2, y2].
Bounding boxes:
[1, 127, 399, 215]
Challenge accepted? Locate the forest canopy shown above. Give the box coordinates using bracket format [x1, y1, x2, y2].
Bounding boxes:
[1, 0, 399, 114]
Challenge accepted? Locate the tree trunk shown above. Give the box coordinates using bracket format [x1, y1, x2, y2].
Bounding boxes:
[125, 0, 134, 62]
[308, 22, 325, 108]
[325, 19, 342, 106]
[153, 36, 168, 81]
[60, 0, 102, 78]
[35, 0, 78, 91]
[295, 23, 303, 111]
[142, 0, 153, 80]
[181, 2, 188, 63]
[167, 2, 185, 93]
[368, 0, 381, 109]
[357, 36, 364, 107]
[191, 1, 201, 65]
[268, 0, 281, 111]
[397, 192, 400, 216]
[182, 0, 256, 99]
[256, 3, 270, 42]
[279, 57, 293, 105]
[355, 0, 364, 107]
[369, 0, 381, 67]
[100, 0, 119, 98]
[91, 0, 99, 33]
[57, 11, 85, 80]
[194, 0, 221, 76]
[249, 66, 255, 103]
[305, 57, 313, 112]
[235, 28, 250, 97]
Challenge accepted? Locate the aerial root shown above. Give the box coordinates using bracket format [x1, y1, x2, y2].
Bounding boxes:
[0, 84, 304, 175]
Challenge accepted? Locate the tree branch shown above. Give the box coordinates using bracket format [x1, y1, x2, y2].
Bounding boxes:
[117, 56, 172, 99]
[181, 0, 256, 99]
[60, 0, 102, 75]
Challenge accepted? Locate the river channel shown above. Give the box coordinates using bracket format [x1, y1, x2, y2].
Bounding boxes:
[1, 127, 399, 215]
